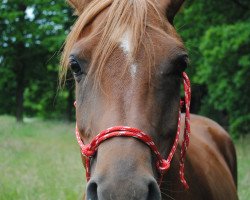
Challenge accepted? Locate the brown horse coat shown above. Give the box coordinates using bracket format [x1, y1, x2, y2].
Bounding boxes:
[161, 114, 238, 199]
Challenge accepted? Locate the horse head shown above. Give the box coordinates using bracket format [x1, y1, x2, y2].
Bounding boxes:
[61, 0, 188, 199]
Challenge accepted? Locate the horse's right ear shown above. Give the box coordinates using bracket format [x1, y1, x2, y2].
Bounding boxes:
[67, 0, 92, 15]
[159, 0, 185, 24]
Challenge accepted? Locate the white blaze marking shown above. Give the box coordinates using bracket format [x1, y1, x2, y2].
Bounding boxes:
[120, 30, 138, 78]
[130, 63, 137, 78]
[120, 31, 131, 54]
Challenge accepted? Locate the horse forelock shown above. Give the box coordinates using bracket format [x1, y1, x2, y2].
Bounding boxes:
[60, 0, 169, 88]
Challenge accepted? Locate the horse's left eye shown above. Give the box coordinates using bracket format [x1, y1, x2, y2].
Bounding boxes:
[176, 55, 189, 72]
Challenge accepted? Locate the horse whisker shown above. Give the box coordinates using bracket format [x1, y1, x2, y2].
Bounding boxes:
[161, 191, 176, 200]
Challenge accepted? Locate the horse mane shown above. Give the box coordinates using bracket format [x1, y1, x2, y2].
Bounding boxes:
[60, 0, 168, 87]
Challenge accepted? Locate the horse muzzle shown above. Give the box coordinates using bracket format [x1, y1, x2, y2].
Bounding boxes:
[86, 176, 161, 200]
[83, 136, 161, 200]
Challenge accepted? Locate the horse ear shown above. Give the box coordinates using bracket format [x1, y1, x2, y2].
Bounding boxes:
[159, 0, 185, 24]
[67, 0, 92, 15]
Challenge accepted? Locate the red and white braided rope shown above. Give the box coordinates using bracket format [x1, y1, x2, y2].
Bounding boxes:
[75, 72, 191, 189]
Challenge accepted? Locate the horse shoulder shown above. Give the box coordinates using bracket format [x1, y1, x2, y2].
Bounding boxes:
[184, 114, 238, 199]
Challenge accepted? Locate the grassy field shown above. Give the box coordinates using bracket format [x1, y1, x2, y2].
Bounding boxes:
[0, 116, 84, 200]
[0, 116, 249, 200]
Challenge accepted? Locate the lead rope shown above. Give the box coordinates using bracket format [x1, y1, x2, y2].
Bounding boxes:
[179, 72, 191, 189]
[75, 72, 191, 189]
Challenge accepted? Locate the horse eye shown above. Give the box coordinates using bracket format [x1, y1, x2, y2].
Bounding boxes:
[177, 55, 189, 72]
[70, 60, 81, 74]
[69, 57, 83, 76]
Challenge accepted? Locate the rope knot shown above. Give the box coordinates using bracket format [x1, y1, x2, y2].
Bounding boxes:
[157, 159, 170, 173]
[82, 145, 95, 157]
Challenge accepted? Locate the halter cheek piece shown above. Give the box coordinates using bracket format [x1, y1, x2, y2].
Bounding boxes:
[75, 72, 191, 189]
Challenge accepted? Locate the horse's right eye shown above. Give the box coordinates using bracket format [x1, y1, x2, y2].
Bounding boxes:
[69, 59, 82, 76]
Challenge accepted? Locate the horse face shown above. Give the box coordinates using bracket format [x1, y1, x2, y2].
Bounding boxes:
[63, 0, 187, 199]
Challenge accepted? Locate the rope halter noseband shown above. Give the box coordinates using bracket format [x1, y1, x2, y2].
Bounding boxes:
[75, 72, 191, 189]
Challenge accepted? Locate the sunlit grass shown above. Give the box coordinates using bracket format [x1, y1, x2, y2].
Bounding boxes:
[0, 116, 85, 200]
[236, 136, 250, 200]
[0, 115, 249, 199]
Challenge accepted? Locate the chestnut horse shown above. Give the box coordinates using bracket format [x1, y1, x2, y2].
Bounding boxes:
[60, 0, 238, 199]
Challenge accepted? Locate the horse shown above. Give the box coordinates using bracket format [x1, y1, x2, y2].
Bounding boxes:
[60, 0, 238, 199]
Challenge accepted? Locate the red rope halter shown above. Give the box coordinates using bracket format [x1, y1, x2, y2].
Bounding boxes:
[75, 72, 191, 189]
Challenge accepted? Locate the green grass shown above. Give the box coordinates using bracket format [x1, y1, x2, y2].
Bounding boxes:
[236, 136, 250, 200]
[0, 116, 85, 200]
[0, 116, 249, 199]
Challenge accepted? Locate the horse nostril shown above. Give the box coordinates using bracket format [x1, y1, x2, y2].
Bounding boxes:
[147, 180, 161, 200]
[86, 178, 161, 200]
[86, 181, 98, 200]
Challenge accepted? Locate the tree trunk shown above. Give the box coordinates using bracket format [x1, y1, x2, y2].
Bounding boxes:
[15, 3, 27, 123]
[15, 63, 25, 122]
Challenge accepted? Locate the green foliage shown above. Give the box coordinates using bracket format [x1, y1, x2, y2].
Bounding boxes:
[197, 23, 250, 137]
[175, 1, 250, 137]
[0, 0, 75, 120]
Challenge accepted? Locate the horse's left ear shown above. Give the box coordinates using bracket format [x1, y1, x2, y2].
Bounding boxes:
[159, 0, 185, 24]
[67, 0, 92, 15]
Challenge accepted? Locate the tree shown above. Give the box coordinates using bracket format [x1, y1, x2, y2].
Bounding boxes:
[175, 0, 250, 137]
[198, 23, 250, 137]
[0, 0, 74, 122]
